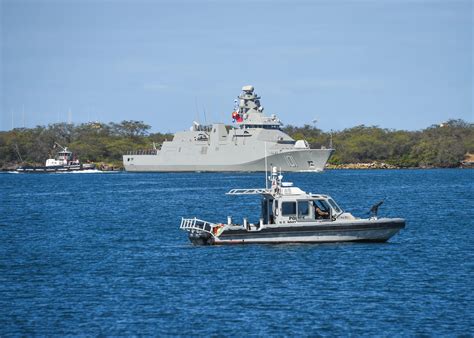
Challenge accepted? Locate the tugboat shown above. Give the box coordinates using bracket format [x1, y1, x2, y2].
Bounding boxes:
[16, 143, 96, 173]
[180, 167, 405, 245]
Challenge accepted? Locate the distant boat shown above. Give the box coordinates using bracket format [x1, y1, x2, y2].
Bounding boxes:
[16, 143, 96, 173]
[123, 85, 334, 172]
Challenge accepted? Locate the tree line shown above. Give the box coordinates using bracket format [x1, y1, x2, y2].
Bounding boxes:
[0, 119, 472, 169]
[284, 119, 473, 167]
[0, 121, 168, 169]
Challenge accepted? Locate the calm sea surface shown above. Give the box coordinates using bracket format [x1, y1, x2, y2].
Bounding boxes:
[1, 169, 473, 335]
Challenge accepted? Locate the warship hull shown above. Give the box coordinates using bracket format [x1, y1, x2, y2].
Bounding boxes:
[187, 219, 405, 245]
[123, 148, 333, 172]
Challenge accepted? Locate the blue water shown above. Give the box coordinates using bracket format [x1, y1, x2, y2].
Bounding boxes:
[1, 169, 473, 335]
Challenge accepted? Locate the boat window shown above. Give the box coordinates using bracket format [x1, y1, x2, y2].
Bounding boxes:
[313, 200, 330, 212]
[327, 199, 342, 213]
[262, 198, 274, 224]
[313, 200, 331, 219]
[268, 199, 274, 224]
[282, 202, 296, 216]
[297, 201, 309, 217]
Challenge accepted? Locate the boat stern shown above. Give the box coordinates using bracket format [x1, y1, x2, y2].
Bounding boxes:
[180, 217, 219, 245]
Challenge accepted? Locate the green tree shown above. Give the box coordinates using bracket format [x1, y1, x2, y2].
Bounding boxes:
[110, 120, 151, 139]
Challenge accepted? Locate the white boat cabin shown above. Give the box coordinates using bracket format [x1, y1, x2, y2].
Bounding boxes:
[260, 187, 351, 225]
[45, 147, 79, 167]
[227, 168, 356, 227]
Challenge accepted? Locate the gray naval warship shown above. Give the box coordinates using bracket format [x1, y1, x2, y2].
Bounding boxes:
[123, 85, 334, 172]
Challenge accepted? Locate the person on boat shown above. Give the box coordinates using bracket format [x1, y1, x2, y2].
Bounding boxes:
[314, 202, 329, 219]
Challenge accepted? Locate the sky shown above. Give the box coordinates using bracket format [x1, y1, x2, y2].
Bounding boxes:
[1, 0, 472, 132]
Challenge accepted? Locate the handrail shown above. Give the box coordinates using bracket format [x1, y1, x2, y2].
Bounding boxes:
[226, 188, 269, 195]
[125, 149, 158, 155]
[180, 217, 216, 235]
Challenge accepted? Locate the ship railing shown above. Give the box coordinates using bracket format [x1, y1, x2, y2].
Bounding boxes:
[125, 149, 158, 155]
[180, 217, 215, 235]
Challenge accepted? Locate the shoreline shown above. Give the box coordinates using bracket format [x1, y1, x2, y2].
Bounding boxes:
[325, 162, 473, 170]
[1, 163, 472, 172]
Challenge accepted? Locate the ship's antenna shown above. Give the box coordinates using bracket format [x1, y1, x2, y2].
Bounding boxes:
[264, 142, 268, 189]
[194, 97, 200, 124]
[203, 106, 208, 124]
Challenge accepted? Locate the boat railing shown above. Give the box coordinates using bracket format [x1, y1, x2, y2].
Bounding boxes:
[125, 149, 158, 155]
[226, 188, 269, 195]
[180, 217, 215, 235]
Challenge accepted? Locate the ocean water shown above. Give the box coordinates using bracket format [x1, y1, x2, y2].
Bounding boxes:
[1, 169, 473, 335]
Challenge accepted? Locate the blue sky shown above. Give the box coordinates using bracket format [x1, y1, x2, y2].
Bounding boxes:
[1, 0, 472, 132]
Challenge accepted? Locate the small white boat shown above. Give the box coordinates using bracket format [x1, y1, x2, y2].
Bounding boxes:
[180, 167, 405, 245]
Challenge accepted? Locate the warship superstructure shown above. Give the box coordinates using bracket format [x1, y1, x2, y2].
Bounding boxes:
[123, 85, 334, 172]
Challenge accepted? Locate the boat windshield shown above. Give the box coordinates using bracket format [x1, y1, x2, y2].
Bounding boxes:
[327, 198, 342, 214]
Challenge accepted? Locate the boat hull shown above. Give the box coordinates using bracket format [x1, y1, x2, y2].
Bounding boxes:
[16, 164, 96, 173]
[187, 219, 405, 245]
[123, 148, 333, 172]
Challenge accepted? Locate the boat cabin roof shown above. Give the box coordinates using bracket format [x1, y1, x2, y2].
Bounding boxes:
[226, 167, 344, 217]
[227, 186, 331, 201]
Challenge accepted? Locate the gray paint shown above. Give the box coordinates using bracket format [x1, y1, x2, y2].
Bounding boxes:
[123, 85, 333, 172]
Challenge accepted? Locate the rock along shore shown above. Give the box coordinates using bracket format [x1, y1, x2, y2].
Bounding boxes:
[326, 162, 400, 170]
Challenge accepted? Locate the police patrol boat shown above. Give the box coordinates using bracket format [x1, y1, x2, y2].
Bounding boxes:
[123, 85, 334, 172]
[180, 167, 405, 245]
[16, 143, 96, 173]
